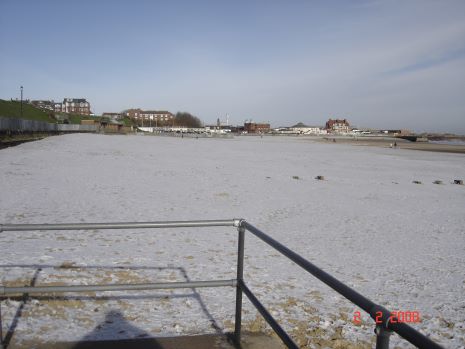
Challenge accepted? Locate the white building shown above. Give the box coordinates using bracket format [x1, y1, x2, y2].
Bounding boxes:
[62, 98, 91, 115]
[290, 126, 327, 135]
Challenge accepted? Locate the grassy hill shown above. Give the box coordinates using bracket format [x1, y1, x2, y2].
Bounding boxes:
[66, 113, 97, 124]
[0, 99, 55, 123]
[1, 99, 135, 126]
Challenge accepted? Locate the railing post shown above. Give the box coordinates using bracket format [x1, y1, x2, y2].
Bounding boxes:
[0, 300, 3, 349]
[234, 224, 245, 345]
[375, 325, 392, 349]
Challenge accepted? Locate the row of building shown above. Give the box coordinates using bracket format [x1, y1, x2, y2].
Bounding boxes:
[27, 99, 407, 136]
[30, 98, 92, 115]
[133, 118, 349, 135]
[210, 118, 409, 136]
[29, 100, 174, 125]
[271, 119, 350, 135]
[218, 119, 350, 135]
[123, 109, 174, 123]
[27, 98, 347, 133]
[100, 109, 176, 124]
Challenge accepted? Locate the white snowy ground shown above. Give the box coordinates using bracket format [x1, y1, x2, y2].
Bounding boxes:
[0, 134, 464, 348]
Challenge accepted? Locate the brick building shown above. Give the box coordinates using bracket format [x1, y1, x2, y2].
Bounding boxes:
[244, 122, 271, 134]
[325, 118, 350, 133]
[125, 109, 174, 125]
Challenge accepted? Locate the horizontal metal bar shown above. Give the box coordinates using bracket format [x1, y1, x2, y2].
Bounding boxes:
[242, 221, 444, 349]
[1, 279, 237, 295]
[240, 281, 298, 349]
[0, 219, 240, 232]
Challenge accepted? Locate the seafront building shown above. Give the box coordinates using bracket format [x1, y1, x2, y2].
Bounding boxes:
[244, 122, 271, 133]
[289, 122, 327, 134]
[61, 98, 91, 115]
[325, 118, 350, 133]
[125, 108, 174, 125]
[30, 98, 92, 116]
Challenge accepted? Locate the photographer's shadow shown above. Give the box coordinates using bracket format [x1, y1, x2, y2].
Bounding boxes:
[71, 310, 162, 349]
[0, 264, 229, 349]
[71, 309, 237, 349]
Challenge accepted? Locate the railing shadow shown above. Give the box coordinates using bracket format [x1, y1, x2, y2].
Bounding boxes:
[70, 309, 237, 349]
[1, 268, 41, 348]
[0, 264, 223, 348]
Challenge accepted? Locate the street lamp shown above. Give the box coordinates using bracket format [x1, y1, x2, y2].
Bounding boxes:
[20, 85, 23, 118]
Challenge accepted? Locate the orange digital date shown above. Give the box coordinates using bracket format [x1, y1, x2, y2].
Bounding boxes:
[353, 310, 421, 324]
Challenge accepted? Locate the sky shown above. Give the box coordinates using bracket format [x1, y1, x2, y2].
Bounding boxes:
[1, 0, 464, 133]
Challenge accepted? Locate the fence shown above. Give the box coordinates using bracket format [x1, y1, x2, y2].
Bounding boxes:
[0, 219, 443, 349]
[0, 117, 97, 133]
[57, 124, 97, 132]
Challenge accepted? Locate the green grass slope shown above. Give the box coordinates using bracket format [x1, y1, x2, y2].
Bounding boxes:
[1, 99, 135, 126]
[0, 99, 55, 123]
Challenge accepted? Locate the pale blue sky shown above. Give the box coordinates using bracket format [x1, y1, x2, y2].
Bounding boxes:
[1, 0, 464, 133]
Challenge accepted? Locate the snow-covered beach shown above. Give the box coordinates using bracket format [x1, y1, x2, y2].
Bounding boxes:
[1, 133, 464, 348]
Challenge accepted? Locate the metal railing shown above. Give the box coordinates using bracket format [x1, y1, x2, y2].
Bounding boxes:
[0, 219, 443, 349]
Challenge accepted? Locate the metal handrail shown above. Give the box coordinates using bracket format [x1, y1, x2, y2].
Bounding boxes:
[0, 219, 240, 232]
[239, 221, 443, 349]
[0, 219, 444, 349]
[1, 280, 236, 295]
[0, 219, 239, 349]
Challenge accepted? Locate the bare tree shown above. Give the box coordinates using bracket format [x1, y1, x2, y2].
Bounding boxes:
[174, 112, 202, 128]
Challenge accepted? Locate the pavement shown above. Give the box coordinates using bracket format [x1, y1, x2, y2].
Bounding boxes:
[6, 332, 285, 349]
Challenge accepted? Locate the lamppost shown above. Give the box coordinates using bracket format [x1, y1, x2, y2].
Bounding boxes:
[20, 85, 23, 118]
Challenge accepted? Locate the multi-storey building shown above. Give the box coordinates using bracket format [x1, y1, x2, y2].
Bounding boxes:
[54, 102, 63, 113]
[140, 110, 174, 123]
[62, 98, 91, 115]
[325, 118, 350, 133]
[244, 122, 271, 133]
[126, 109, 174, 124]
[125, 108, 142, 119]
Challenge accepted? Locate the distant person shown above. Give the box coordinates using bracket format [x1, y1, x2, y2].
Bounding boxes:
[394, 141, 397, 148]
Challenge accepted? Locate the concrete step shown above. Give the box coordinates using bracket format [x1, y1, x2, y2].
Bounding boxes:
[7, 332, 285, 349]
